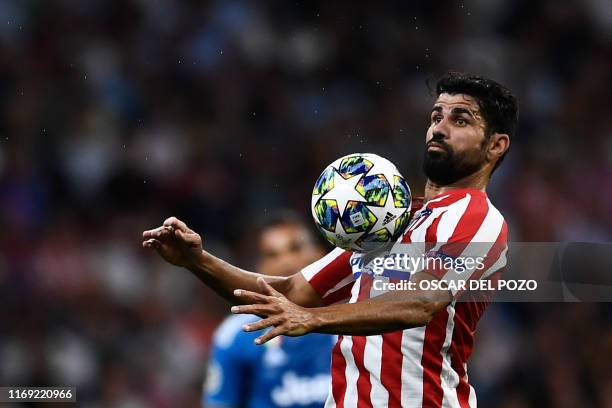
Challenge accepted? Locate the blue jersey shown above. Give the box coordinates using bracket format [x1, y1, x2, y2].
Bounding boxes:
[203, 314, 335, 408]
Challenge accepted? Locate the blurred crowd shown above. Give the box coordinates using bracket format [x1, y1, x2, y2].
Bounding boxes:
[0, 0, 611, 407]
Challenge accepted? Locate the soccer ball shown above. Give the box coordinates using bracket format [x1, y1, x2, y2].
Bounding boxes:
[311, 153, 412, 252]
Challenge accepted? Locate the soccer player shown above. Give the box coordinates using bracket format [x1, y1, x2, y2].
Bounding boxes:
[203, 212, 335, 408]
[143, 72, 517, 407]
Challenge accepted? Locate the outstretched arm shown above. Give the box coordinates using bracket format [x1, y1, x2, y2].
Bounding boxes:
[142, 217, 322, 307]
[231, 273, 452, 345]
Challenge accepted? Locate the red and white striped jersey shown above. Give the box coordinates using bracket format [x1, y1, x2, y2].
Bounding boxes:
[301, 188, 508, 408]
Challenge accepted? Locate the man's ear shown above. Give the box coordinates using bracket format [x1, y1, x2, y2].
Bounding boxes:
[487, 133, 510, 162]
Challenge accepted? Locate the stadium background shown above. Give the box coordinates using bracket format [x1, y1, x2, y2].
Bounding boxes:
[0, 1, 611, 407]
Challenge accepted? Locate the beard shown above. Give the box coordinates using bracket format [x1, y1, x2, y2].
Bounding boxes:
[422, 140, 486, 185]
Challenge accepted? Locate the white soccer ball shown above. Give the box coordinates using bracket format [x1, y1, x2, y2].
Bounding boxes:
[311, 153, 412, 252]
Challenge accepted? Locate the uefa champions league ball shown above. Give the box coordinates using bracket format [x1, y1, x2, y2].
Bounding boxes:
[311, 153, 412, 252]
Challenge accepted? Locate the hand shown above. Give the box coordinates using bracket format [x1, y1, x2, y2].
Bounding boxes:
[230, 277, 320, 345]
[142, 217, 203, 268]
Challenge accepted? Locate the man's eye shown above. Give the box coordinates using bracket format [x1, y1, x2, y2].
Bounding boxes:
[432, 116, 442, 124]
[456, 118, 467, 126]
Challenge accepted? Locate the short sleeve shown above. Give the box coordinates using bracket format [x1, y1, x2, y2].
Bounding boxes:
[300, 248, 356, 305]
[203, 316, 255, 407]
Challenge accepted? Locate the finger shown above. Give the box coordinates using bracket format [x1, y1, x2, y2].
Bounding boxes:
[143, 227, 163, 239]
[257, 277, 282, 297]
[143, 226, 173, 239]
[174, 229, 200, 245]
[255, 326, 287, 345]
[242, 316, 281, 332]
[230, 304, 279, 317]
[163, 217, 190, 232]
[143, 239, 161, 249]
[230, 303, 278, 317]
[233, 289, 272, 304]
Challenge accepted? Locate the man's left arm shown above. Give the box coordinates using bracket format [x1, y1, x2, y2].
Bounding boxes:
[231, 273, 451, 344]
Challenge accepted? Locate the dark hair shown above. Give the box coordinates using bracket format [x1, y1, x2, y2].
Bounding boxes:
[434, 71, 519, 173]
[255, 209, 321, 245]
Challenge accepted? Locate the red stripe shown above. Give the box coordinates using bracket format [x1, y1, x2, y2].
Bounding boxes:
[322, 282, 355, 305]
[331, 336, 347, 407]
[426, 196, 460, 209]
[405, 190, 482, 242]
[425, 211, 443, 244]
[407, 211, 431, 233]
[380, 331, 403, 407]
[451, 225, 507, 408]
[425, 210, 445, 257]
[453, 336, 472, 408]
[453, 222, 508, 299]
[351, 336, 373, 407]
[452, 302, 476, 408]
[400, 230, 412, 243]
[309, 251, 353, 297]
[469, 221, 508, 282]
[421, 308, 449, 408]
[456, 376, 471, 408]
[401, 224, 414, 243]
[451, 299, 488, 408]
[427, 189, 486, 209]
[447, 193, 489, 243]
[452, 270, 501, 407]
[419, 199, 504, 407]
[357, 274, 373, 301]
[422, 194, 490, 280]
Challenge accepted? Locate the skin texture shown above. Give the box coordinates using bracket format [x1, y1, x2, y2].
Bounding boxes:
[142, 219, 324, 307]
[142, 92, 510, 345]
[423, 93, 509, 202]
[257, 223, 324, 277]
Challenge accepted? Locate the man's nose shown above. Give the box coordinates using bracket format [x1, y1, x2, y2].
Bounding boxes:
[430, 129, 448, 142]
[431, 120, 450, 139]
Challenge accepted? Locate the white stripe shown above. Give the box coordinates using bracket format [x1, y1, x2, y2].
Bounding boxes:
[440, 305, 461, 408]
[363, 335, 388, 405]
[391, 206, 448, 277]
[435, 194, 472, 243]
[401, 327, 426, 407]
[470, 200, 504, 243]
[301, 247, 347, 280]
[324, 388, 337, 408]
[323, 273, 356, 298]
[423, 193, 452, 206]
[340, 336, 358, 408]
[442, 200, 505, 284]
[410, 206, 449, 243]
[468, 382, 477, 407]
[324, 390, 336, 408]
[348, 275, 362, 304]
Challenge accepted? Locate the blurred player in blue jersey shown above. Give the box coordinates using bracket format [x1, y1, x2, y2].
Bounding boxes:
[203, 211, 335, 408]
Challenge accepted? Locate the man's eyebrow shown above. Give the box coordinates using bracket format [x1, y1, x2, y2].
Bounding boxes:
[450, 107, 476, 118]
[431, 106, 443, 113]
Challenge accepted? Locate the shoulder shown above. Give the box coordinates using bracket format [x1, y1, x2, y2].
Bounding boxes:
[212, 314, 260, 349]
[437, 190, 507, 242]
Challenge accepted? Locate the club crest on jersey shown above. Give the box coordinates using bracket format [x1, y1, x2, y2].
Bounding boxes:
[349, 256, 366, 277]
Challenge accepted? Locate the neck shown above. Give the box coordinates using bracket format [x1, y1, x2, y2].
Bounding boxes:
[423, 168, 489, 202]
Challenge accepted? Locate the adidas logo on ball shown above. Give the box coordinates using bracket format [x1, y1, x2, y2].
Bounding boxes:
[383, 212, 397, 224]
